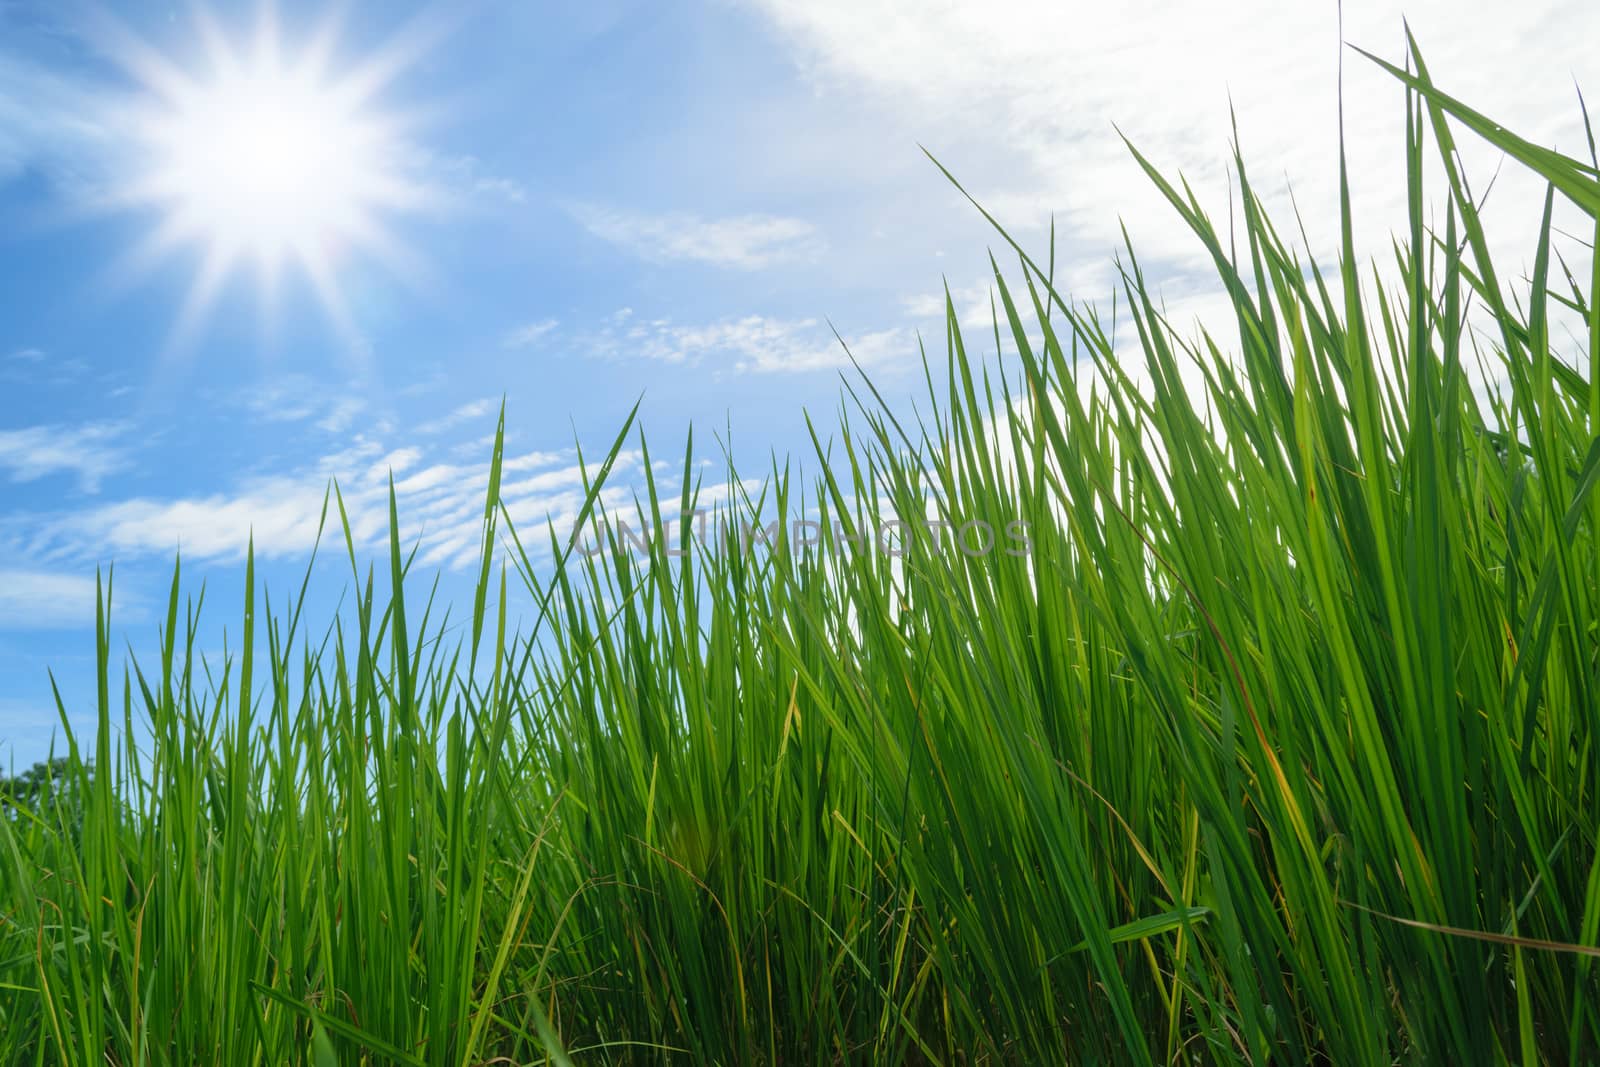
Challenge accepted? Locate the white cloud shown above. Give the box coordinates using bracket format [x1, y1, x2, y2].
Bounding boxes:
[234, 376, 370, 434]
[316, 397, 368, 434]
[368, 448, 423, 481]
[0, 569, 109, 629]
[66, 484, 349, 563]
[503, 319, 559, 348]
[0, 347, 91, 386]
[579, 309, 912, 372]
[21, 435, 642, 573]
[903, 280, 1000, 329]
[574, 207, 823, 269]
[503, 449, 569, 472]
[433, 153, 529, 204]
[417, 398, 499, 436]
[736, 322, 910, 374]
[0, 422, 129, 492]
[756, 0, 1600, 325]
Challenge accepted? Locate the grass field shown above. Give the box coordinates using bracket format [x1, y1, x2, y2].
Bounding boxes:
[5, 41, 1600, 1064]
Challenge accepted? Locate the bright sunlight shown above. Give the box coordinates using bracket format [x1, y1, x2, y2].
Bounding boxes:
[114, 9, 428, 341]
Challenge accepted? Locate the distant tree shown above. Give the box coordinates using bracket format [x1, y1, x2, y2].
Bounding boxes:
[0, 757, 89, 832]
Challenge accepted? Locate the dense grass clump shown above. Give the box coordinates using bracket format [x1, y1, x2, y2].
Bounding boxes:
[6, 44, 1600, 1064]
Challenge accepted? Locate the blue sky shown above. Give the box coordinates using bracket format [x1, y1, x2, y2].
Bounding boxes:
[4, 0, 1599, 764]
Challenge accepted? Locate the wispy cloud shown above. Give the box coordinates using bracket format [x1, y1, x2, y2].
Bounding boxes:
[234, 376, 371, 434]
[578, 309, 910, 373]
[315, 398, 368, 434]
[0, 51, 114, 192]
[574, 207, 823, 269]
[1, 347, 91, 387]
[0, 569, 116, 629]
[417, 398, 499, 435]
[502, 319, 559, 348]
[433, 153, 528, 205]
[0, 421, 129, 492]
[19, 434, 642, 573]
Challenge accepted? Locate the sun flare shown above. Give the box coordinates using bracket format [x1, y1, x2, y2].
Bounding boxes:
[112, 9, 431, 343]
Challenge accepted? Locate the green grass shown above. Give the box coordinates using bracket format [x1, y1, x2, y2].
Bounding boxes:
[5, 40, 1600, 1063]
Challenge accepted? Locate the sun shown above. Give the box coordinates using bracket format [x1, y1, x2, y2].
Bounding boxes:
[107, 7, 433, 345]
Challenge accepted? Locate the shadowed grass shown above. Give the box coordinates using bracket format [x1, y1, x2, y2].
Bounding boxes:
[4, 40, 1600, 1063]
